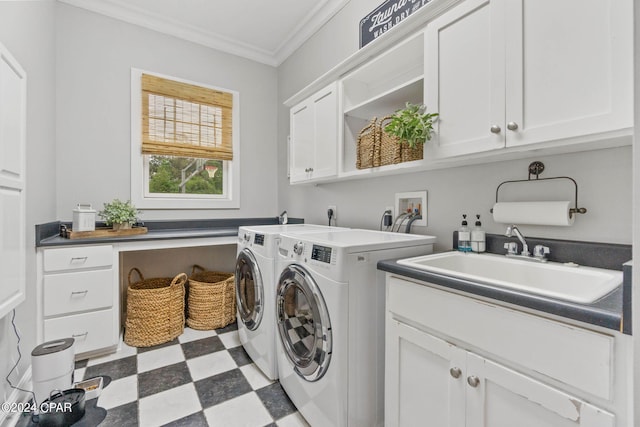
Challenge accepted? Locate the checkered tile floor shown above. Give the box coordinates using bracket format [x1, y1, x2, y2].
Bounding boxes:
[70, 323, 308, 427]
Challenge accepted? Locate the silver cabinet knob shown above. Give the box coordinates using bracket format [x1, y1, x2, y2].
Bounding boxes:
[490, 125, 501, 134]
[449, 367, 462, 379]
[507, 121, 519, 131]
[467, 376, 480, 388]
[293, 242, 304, 255]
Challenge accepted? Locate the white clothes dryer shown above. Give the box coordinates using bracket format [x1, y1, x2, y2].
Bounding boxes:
[235, 224, 347, 380]
[275, 229, 436, 427]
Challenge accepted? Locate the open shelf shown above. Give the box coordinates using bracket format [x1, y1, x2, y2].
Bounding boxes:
[344, 78, 424, 120]
[339, 31, 426, 178]
[342, 31, 424, 113]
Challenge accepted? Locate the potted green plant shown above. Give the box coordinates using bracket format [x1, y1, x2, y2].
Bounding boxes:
[98, 199, 139, 230]
[384, 102, 438, 149]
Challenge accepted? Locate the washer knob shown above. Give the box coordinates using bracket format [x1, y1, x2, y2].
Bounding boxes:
[243, 233, 251, 242]
[293, 242, 304, 255]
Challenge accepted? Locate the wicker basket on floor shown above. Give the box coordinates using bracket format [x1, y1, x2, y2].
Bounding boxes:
[124, 268, 187, 347]
[356, 117, 379, 169]
[186, 265, 236, 330]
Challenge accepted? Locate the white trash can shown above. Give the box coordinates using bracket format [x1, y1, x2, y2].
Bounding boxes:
[31, 338, 75, 405]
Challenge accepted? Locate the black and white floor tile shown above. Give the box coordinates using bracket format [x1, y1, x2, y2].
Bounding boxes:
[44, 323, 308, 427]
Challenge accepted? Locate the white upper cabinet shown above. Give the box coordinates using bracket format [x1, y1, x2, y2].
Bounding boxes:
[425, 0, 505, 158]
[505, 0, 633, 148]
[0, 42, 26, 319]
[285, 0, 632, 183]
[289, 82, 339, 184]
[426, 0, 632, 159]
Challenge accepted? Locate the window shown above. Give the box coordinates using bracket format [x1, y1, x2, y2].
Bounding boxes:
[131, 69, 239, 209]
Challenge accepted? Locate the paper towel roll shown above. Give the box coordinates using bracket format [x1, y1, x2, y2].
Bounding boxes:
[492, 201, 575, 226]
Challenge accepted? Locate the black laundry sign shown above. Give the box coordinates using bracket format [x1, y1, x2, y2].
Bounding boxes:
[359, 0, 431, 48]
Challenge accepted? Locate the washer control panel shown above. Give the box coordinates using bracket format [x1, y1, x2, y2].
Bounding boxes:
[311, 245, 332, 264]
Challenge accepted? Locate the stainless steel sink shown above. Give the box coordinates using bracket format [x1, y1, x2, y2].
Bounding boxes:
[397, 251, 622, 304]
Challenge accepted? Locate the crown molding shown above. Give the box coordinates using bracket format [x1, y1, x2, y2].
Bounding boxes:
[57, 0, 350, 67]
[274, 0, 351, 65]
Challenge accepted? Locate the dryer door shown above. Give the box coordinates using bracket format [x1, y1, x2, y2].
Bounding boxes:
[276, 264, 332, 382]
[235, 249, 264, 331]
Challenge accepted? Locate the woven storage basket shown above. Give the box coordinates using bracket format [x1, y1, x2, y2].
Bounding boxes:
[378, 116, 403, 166]
[400, 140, 424, 162]
[124, 268, 186, 347]
[355, 118, 379, 169]
[186, 265, 236, 330]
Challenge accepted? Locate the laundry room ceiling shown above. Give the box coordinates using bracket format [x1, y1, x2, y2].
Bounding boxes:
[58, 0, 351, 66]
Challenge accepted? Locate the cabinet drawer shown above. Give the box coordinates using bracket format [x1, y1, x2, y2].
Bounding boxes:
[44, 269, 114, 316]
[44, 309, 118, 355]
[43, 245, 113, 272]
[388, 276, 613, 400]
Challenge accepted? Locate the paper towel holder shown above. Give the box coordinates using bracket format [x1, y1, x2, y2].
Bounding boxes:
[492, 161, 587, 218]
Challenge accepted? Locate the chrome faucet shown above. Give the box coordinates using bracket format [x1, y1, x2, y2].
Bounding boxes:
[504, 225, 550, 262]
[505, 225, 530, 256]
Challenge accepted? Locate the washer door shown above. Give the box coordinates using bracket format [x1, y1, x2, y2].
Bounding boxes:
[276, 264, 332, 382]
[235, 249, 264, 331]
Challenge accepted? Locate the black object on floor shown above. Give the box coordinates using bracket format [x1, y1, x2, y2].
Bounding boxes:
[14, 376, 110, 427]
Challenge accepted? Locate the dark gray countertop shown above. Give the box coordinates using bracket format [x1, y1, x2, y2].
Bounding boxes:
[36, 217, 303, 247]
[378, 257, 623, 332]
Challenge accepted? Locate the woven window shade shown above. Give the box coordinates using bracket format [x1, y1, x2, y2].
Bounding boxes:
[141, 74, 233, 161]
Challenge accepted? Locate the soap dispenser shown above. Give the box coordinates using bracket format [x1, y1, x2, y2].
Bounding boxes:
[458, 214, 472, 252]
[471, 214, 486, 253]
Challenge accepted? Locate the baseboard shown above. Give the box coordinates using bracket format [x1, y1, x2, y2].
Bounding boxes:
[0, 366, 32, 427]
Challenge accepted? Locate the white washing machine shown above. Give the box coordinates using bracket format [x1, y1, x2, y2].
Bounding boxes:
[235, 224, 347, 380]
[275, 229, 436, 426]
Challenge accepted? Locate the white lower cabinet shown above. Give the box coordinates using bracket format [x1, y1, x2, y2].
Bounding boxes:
[386, 320, 465, 427]
[44, 309, 118, 356]
[386, 320, 614, 427]
[386, 276, 625, 427]
[39, 245, 119, 357]
[468, 352, 614, 427]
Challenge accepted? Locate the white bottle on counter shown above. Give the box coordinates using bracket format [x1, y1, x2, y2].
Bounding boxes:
[471, 214, 486, 253]
[458, 214, 472, 252]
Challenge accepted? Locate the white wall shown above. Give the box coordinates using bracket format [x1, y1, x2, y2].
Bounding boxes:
[0, 0, 56, 407]
[277, 0, 633, 251]
[55, 3, 279, 221]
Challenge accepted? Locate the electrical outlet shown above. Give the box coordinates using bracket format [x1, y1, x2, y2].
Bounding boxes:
[385, 206, 394, 218]
[328, 205, 337, 220]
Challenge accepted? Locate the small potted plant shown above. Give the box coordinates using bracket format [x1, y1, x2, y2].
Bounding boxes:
[99, 199, 139, 231]
[384, 102, 438, 152]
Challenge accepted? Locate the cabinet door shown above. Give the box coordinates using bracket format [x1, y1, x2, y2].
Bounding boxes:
[289, 100, 314, 183]
[385, 319, 465, 427]
[311, 83, 338, 180]
[504, 0, 632, 147]
[425, 0, 505, 159]
[0, 43, 26, 319]
[289, 83, 338, 183]
[465, 352, 615, 427]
